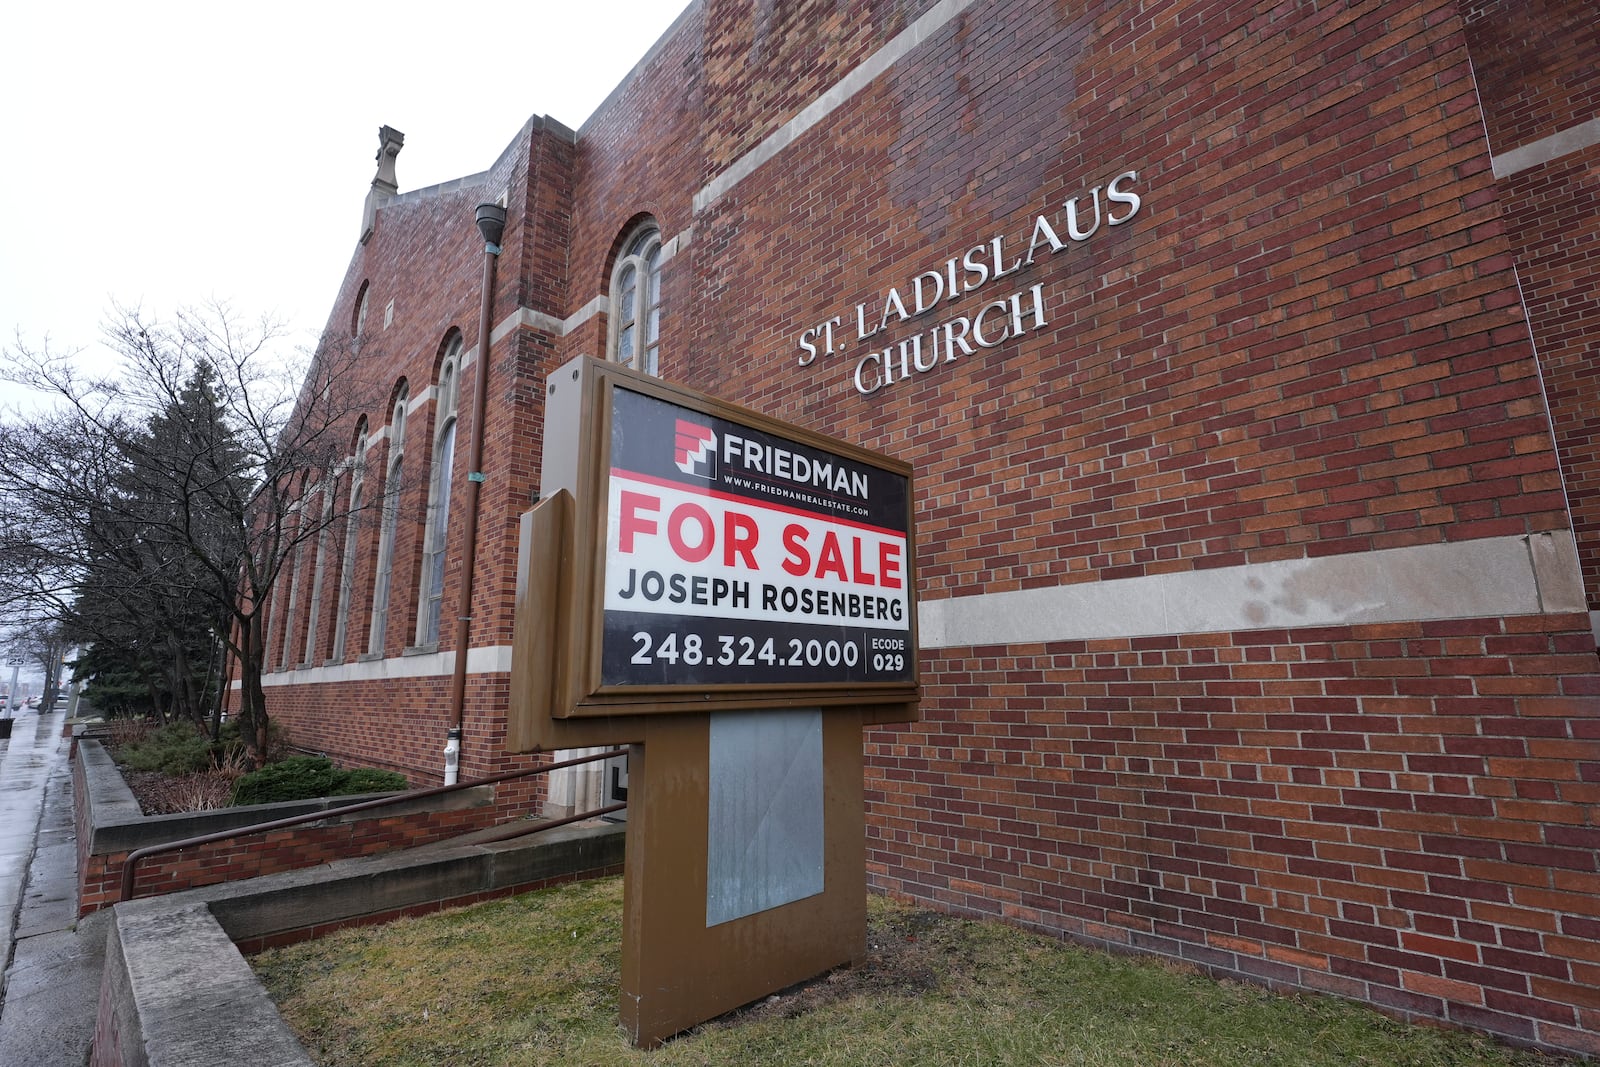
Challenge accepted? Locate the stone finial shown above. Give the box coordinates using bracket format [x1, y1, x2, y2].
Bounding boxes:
[373, 125, 404, 194]
[361, 125, 405, 244]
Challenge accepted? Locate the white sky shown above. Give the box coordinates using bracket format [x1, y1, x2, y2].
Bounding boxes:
[0, 1, 692, 367]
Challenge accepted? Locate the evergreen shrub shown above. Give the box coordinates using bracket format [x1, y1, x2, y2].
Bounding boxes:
[336, 767, 411, 796]
[117, 722, 217, 776]
[231, 756, 408, 806]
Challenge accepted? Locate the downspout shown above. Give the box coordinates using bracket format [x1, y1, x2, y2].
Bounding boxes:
[444, 201, 508, 785]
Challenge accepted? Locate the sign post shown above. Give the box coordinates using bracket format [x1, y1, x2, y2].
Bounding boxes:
[511, 357, 918, 1046]
[5, 658, 22, 710]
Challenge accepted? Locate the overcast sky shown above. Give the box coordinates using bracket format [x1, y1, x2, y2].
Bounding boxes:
[0, 1, 691, 372]
[0, 2, 690, 680]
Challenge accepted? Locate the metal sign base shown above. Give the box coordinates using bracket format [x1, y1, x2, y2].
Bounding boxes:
[619, 709, 868, 1048]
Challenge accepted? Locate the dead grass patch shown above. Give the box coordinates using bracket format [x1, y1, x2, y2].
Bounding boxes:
[252, 877, 1576, 1067]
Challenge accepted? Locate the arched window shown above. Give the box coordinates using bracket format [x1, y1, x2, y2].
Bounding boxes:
[331, 420, 368, 662]
[417, 337, 462, 646]
[368, 387, 408, 657]
[280, 500, 306, 671]
[353, 281, 370, 341]
[264, 543, 285, 671]
[608, 222, 662, 376]
[302, 484, 332, 665]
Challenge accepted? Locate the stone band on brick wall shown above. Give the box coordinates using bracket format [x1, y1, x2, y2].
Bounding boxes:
[257, 532, 1583, 689]
[260, 643, 513, 688]
[1491, 117, 1600, 179]
[922, 531, 1585, 649]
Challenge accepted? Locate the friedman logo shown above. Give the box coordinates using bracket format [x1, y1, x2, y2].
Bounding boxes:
[674, 419, 717, 480]
[721, 431, 871, 501]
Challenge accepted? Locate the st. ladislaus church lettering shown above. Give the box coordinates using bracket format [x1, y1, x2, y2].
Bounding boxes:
[796, 169, 1143, 394]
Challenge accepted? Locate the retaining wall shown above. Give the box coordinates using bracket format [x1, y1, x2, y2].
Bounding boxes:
[73, 740, 500, 915]
[92, 822, 625, 1067]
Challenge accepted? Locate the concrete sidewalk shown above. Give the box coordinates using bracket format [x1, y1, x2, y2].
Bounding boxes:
[0, 706, 102, 1066]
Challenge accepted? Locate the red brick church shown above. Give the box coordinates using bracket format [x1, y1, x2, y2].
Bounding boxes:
[247, 0, 1600, 1054]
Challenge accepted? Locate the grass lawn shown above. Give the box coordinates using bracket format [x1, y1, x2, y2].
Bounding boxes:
[252, 876, 1575, 1066]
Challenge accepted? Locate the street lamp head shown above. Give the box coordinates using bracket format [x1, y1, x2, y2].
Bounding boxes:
[475, 203, 507, 252]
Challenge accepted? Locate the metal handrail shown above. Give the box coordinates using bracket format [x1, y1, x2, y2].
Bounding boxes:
[468, 801, 628, 844]
[118, 747, 629, 903]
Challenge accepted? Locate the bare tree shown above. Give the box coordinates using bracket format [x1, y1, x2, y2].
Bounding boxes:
[0, 302, 384, 763]
[1, 622, 71, 708]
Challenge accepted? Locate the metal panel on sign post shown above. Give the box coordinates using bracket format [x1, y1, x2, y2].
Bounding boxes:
[706, 708, 824, 926]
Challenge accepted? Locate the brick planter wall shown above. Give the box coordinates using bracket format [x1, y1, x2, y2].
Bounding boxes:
[73, 740, 500, 915]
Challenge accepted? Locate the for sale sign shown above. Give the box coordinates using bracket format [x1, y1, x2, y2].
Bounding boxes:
[601, 386, 913, 688]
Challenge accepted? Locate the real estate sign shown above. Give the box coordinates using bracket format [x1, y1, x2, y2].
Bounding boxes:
[602, 386, 913, 688]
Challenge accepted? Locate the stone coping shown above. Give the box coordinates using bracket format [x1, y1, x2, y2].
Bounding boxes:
[98, 822, 626, 1066]
[99, 902, 312, 1067]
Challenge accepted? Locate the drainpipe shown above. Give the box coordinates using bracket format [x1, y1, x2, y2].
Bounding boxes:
[444, 201, 507, 786]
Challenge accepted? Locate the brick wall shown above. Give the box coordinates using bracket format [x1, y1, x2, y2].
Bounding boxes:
[74, 767, 502, 917]
[681, 0, 1567, 588]
[866, 613, 1600, 1053]
[259, 121, 568, 788]
[1461, 0, 1600, 155]
[262, 673, 554, 826]
[79, 803, 498, 915]
[1493, 145, 1600, 611]
[1464, 0, 1600, 613]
